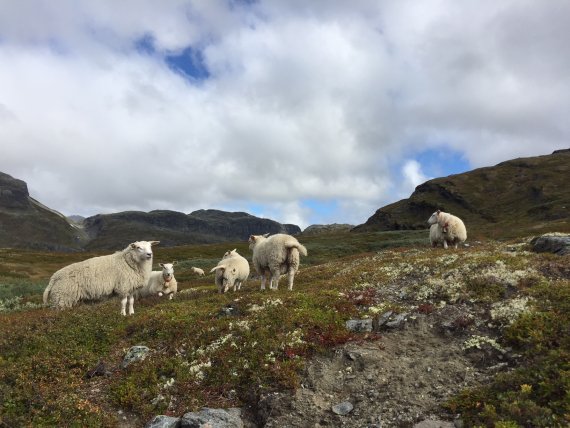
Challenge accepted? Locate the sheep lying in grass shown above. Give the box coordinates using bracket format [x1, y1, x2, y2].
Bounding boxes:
[210, 249, 250, 293]
[248, 233, 307, 291]
[191, 267, 205, 276]
[43, 240, 160, 315]
[135, 262, 178, 300]
[427, 210, 467, 249]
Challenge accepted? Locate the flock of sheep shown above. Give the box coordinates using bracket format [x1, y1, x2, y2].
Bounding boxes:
[43, 210, 466, 315]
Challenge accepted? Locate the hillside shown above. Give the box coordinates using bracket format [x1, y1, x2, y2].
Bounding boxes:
[0, 172, 84, 251]
[354, 149, 570, 238]
[1, 232, 569, 427]
[83, 209, 301, 250]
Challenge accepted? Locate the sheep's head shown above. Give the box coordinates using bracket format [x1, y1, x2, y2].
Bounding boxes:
[210, 265, 238, 293]
[223, 249, 238, 258]
[159, 263, 175, 282]
[427, 210, 441, 225]
[248, 234, 268, 250]
[129, 241, 160, 260]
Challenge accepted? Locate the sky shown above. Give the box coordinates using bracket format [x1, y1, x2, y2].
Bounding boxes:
[1, 1, 569, 229]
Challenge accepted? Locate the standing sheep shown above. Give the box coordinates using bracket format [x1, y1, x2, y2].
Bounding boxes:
[427, 210, 467, 249]
[135, 262, 178, 300]
[191, 267, 205, 276]
[210, 249, 250, 293]
[248, 233, 307, 291]
[429, 223, 445, 248]
[43, 240, 160, 315]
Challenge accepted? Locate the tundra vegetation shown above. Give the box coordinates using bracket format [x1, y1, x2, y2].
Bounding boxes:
[0, 229, 569, 427]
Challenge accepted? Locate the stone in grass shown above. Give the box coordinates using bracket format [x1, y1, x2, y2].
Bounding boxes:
[345, 319, 373, 332]
[180, 407, 243, 428]
[146, 415, 181, 428]
[121, 345, 150, 369]
[332, 401, 354, 416]
[531, 234, 570, 256]
[413, 419, 454, 428]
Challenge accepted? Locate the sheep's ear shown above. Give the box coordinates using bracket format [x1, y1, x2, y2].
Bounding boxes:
[130, 243, 137, 249]
[249, 235, 256, 242]
[263, 233, 270, 238]
[172, 261, 178, 266]
[436, 209, 441, 214]
[150, 240, 160, 246]
[232, 248, 237, 252]
[159, 263, 165, 267]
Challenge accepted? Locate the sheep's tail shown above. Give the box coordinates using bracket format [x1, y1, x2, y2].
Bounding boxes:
[210, 265, 224, 273]
[43, 279, 53, 305]
[288, 242, 307, 257]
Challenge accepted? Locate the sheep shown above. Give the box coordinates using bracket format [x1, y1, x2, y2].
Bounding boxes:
[191, 267, 205, 276]
[135, 262, 178, 300]
[248, 233, 307, 291]
[427, 210, 467, 249]
[43, 240, 160, 316]
[210, 249, 250, 293]
[429, 223, 445, 247]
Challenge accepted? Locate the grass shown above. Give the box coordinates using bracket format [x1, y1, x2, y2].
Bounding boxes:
[0, 230, 569, 427]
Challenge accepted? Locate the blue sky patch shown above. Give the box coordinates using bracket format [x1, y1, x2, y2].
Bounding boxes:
[414, 147, 471, 179]
[165, 46, 210, 81]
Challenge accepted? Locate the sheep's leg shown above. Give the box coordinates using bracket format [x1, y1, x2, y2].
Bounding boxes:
[270, 267, 281, 290]
[443, 240, 448, 249]
[121, 296, 128, 316]
[169, 293, 173, 300]
[260, 273, 267, 290]
[128, 295, 135, 315]
[287, 268, 295, 291]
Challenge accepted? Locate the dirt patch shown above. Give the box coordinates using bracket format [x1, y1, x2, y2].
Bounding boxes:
[253, 315, 505, 428]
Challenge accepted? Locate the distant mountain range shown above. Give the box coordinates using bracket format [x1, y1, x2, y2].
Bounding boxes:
[353, 149, 570, 238]
[1, 149, 568, 250]
[0, 172, 300, 251]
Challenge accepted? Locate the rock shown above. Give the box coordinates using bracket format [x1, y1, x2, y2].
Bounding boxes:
[218, 303, 241, 318]
[345, 319, 373, 332]
[385, 313, 408, 329]
[331, 401, 354, 416]
[121, 345, 150, 369]
[413, 420, 454, 428]
[373, 311, 393, 330]
[180, 407, 243, 428]
[531, 234, 570, 256]
[146, 415, 181, 428]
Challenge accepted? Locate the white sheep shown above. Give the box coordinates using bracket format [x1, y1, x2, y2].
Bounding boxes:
[429, 223, 445, 248]
[191, 267, 205, 276]
[427, 210, 467, 249]
[135, 262, 178, 300]
[248, 233, 307, 291]
[43, 240, 160, 315]
[210, 249, 250, 293]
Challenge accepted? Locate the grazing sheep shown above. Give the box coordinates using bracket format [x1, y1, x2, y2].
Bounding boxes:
[43, 241, 160, 315]
[210, 249, 250, 293]
[135, 262, 178, 300]
[429, 223, 445, 248]
[191, 267, 205, 276]
[427, 210, 467, 249]
[248, 233, 307, 291]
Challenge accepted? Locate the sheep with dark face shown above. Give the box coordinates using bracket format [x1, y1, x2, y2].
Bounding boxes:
[43, 241, 160, 315]
[248, 233, 307, 291]
[427, 210, 467, 249]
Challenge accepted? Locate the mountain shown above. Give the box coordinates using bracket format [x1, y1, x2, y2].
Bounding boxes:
[0, 172, 84, 251]
[303, 223, 354, 235]
[83, 209, 301, 250]
[353, 149, 570, 238]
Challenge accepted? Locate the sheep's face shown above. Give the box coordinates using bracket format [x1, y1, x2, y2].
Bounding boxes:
[427, 210, 440, 225]
[223, 249, 238, 258]
[130, 241, 159, 260]
[159, 263, 175, 281]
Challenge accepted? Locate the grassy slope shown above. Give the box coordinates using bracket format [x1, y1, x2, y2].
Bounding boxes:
[0, 230, 569, 427]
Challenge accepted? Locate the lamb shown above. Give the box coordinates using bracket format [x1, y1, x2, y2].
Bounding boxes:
[429, 223, 445, 247]
[135, 262, 178, 300]
[210, 249, 250, 293]
[427, 210, 467, 249]
[248, 233, 307, 291]
[191, 267, 205, 276]
[43, 240, 160, 315]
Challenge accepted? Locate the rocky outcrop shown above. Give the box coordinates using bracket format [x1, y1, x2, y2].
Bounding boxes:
[531, 233, 570, 256]
[303, 223, 354, 235]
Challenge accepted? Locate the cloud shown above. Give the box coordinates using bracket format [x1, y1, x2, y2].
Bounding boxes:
[0, 1, 569, 230]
